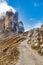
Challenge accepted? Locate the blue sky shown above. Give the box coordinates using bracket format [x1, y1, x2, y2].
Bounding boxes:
[0, 0, 43, 31]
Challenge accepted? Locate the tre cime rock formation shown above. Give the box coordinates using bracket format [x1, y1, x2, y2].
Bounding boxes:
[0, 9, 43, 65]
[0, 9, 24, 34]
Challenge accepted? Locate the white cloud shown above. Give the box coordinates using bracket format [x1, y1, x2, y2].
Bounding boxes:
[0, 0, 6, 2]
[25, 19, 43, 31]
[34, 2, 39, 7]
[25, 23, 34, 31]
[0, 0, 16, 17]
[29, 18, 34, 21]
[34, 2, 43, 7]
[34, 22, 42, 28]
[25, 24, 31, 31]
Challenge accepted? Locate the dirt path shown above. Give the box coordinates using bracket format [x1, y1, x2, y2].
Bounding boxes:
[16, 40, 43, 65]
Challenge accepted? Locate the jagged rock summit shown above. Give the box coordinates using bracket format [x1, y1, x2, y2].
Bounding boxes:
[0, 9, 24, 34]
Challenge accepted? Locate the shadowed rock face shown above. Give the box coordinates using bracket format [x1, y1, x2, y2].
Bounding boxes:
[0, 18, 5, 33]
[18, 21, 24, 34]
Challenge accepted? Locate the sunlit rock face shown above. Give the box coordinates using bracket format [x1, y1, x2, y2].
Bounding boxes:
[0, 10, 15, 33]
[5, 10, 14, 30]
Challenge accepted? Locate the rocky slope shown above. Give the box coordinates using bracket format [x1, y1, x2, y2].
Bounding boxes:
[0, 25, 43, 65]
